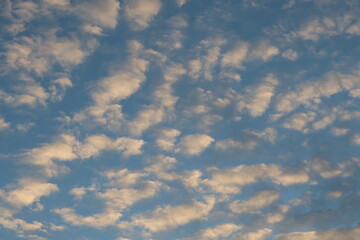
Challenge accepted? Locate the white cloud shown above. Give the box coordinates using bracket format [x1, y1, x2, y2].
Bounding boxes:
[188, 37, 226, 80]
[11, 1, 39, 22]
[349, 88, 360, 97]
[0, 117, 10, 130]
[176, 0, 187, 7]
[145, 155, 178, 181]
[311, 158, 345, 178]
[98, 181, 162, 211]
[250, 42, 279, 61]
[0, 217, 43, 233]
[246, 127, 277, 143]
[215, 138, 258, 151]
[188, 59, 202, 79]
[125, 0, 161, 30]
[197, 223, 242, 239]
[49, 77, 73, 101]
[327, 191, 342, 199]
[275, 68, 360, 114]
[347, 22, 360, 35]
[168, 14, 188, 28]
[0, 79, 50, 107]
[221, 42, 249, 68]
[53, 208, 121, 229]
[79, 135, 145, 158]
[104, 169, 147, 187]
[276, 226, 360, 240]
[56, 181, 162, 228]
[5, 34, 90, 76]
[130, 197, 215, 232]
[281, 49, 298, 61]
[230, 190, 279, 214]
[283, 112, 316, 132]
[293, 14, 360, 41]
[204, 164, 308, 195]
[263, 205, 290, 224]
[129, 63, 186, 135]
[239, 228, 272, 240]
[26, 134, 78, 167]
[128, 106, 165, 136]
[49, 224, 66, 231]
[42, 0, 70, 7]
[156, 128, 181, 151]
[83, 24, 104, 35]
[25, 134, 144, 177]
[69, 187, 88, 200]
[3, 179, 58, 208]
[75, 0, 120, 28]
[92, 56, 148, 106]
[352, 134, 360, 145]
[175, 134, 214, 155]
[237, 74, 278, 117]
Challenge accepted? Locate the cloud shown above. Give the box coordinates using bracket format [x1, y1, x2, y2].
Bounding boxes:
[239, 228, 272, 240]
[0, 217, 43, 234]
[69, 187, 89, 200]
[156, 128, 181, 151]
[250, 42, 279, 61]
[276, 226, 360, 240]
[125, 0, 161, 30]
[42, 0, 70, 7]
[293, 14, 360, 41]
[275, 69, 360, 114]
[3, 178, 58, 207]
[128, 106, 165, 136]
[49, 77, 73, 101]
[188, 37, 226, 80]
[145, 155, 178, 181]
[176, 0, 187, 7]
[103, 169, 147, 187]
[0, 117, 10, 130]
[98, 181, 162, 211]
[221, 42, 249, 68]
[215, 138, 258, 151]
[75, 0, 120, 28]
[5, 33, 90, 76]
[91, 58, 149, 106]
[26, 134, 78, 167]
[204, 164, 309, 194]
[197, 223, 242, 239]
[82, 24, 104, 35]
[282, 49, 298, 61]
[229, 190, 279, 214]
[352, 134, 360, 145]
[55, 181, 162, 228]
[78, 135, 145, 158]
[246, 127, 278, 143]
[311, 157, 347, 178]
[263, 205, 290, 224]
[175, 134, 214, 155]
[283, 112, 316, 133]
[237, 74, 278, 117]
[53, 208, 121, 229]
[130, 197, 215, 232]
[25, 134, 144, 177]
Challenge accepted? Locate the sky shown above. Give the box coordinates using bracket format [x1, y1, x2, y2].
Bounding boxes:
[0, 0, 360, 239]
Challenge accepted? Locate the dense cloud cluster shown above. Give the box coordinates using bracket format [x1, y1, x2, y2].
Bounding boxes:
[0, 0, 359, 239]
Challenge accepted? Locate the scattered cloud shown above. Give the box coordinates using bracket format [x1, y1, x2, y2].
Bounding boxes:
[175, 134, 214, 155]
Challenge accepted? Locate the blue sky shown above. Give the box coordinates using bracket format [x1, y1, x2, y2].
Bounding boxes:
[0, 0, 360, 239]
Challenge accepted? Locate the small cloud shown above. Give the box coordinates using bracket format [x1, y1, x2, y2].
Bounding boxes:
[175, 134, 214, 156]
[125, 0, 161, 30]
[281, 49, 298, 61]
